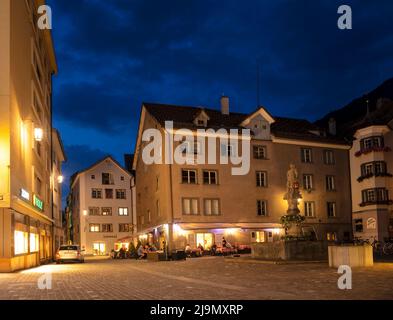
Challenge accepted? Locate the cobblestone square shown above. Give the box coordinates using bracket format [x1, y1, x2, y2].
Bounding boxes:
[0, 256, 392, 300]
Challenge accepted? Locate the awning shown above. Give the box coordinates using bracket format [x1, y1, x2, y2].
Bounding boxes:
[116, 236, 134, 243]
[177, 222, 282, 230]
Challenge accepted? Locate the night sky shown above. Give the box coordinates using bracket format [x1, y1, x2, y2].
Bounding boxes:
[46, 0, 393, 202]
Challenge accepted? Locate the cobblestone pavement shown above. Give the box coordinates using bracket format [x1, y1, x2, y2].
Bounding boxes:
[0, 256, 392, 300]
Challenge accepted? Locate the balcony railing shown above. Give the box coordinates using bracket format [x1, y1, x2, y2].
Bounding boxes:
[355, 146, 391, 157]
[357, 172, 393, 182]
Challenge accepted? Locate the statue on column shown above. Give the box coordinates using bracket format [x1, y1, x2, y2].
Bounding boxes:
[284, 164, 302, 215]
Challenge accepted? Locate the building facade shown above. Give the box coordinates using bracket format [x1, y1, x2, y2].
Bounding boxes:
[132, 98, 353, 253]
[349, 99, 393, 241]
[70, 157, 134, 255]
[0, 0, 63, 272]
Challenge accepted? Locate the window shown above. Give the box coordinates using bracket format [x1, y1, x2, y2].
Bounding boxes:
[303, 174, 313, 190]
[221, 144, 234, 157]
[105, 189, 113, 199]
[102, 173, 114, 185]
[326, 176, 336, 191]
[35, 176, 42, 196]
[118, 207, 128, 216]
[92, 189, 102, 199]
[204, 199, 220, 216]
[182, 141, 201, 155]
[119, 224, 132, 233]
[354, 219, 363, 233]
[182, 169, 197, 184]
[14, 231, 28, 255]
[253, 146, 267, 159]
[304, 202, 315, 217]
[29, 233, 39, 253]
[324, 150, 335, 165]
[361, 161, 388, 177]
[116, 189, 126, 199]
[89, 207, 100, 216]
[361, 136, 384, 150]
[89, 224, 100, 232]
[361, 188, 390, 204]
[301, 148, 312, 163]
[102, 224, 113, 233]
[102, 207, 112, 216]
[326, 232, 337, 241]
[120, 176, 125, 181]
[253, 231, 266, 243]
[256, 171, 268, 187]
[182, 198, 199, 215]
[203, 170, 218, 185]
[327, 202, 336, 218]
[91, 175, 95, 180]
[257, 200, 268, 216]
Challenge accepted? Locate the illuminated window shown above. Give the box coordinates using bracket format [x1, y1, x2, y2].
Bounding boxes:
[204, 199, 220, 216]
[182, 198, 199, 215]
[89, 224, 100, 233]
[14, 231, 28, 255]
[253, 231, 266, 243]
[30, 233, 39, 253]
[118, 207, 128, 216]
[101, 207, 112, 216]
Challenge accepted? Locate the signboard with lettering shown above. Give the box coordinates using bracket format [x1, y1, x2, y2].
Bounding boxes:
[20, 189, 30, 201]
[366, 218, 376, 229]
[33, 195, 44, 211]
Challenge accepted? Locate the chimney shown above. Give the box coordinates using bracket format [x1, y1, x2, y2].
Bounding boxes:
[220, 95, 229, 115]
[328, 118, 336, 136]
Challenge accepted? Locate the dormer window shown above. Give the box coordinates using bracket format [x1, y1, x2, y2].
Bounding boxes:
[193, 110, 210, 127]
[197, 119, 205, 127]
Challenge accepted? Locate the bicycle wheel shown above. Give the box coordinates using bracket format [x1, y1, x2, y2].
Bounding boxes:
[383, 243, 393, 255]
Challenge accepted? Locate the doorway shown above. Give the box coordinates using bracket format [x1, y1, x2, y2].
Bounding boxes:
[93, 242, 106, 255]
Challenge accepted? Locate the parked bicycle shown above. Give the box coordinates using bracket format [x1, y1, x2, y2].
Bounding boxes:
[382, 241, 393, 255]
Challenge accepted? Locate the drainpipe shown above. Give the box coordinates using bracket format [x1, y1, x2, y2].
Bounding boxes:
[50, 75, 55, 261]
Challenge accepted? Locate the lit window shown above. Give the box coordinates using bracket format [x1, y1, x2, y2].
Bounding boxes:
[14, 231, 28, 255]
[30, 233, 39, 253]
[118, 207, 128, 216]
[204, 199, 220, 216]
[89, 224, 100, 232]
[182, 198, 199, 215]
[102, 207, 112, 216]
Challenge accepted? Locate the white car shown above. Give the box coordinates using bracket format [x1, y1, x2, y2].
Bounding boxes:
[56, 245, 85, 264]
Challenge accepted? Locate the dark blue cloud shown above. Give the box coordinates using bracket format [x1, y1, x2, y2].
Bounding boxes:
[47, 0, 393, 200]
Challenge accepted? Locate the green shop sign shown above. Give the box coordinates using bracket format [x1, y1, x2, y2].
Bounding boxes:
[33, 195, 44, 211]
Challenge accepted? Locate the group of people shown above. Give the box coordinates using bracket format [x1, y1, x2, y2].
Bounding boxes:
[185, 237, 232, 256]
[137, 243, 158, 259]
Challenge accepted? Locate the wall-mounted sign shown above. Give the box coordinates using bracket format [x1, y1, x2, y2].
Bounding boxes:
[20, 189, 30, 201]
[366, 217, 377, 230]
[33, 195, 44, 211]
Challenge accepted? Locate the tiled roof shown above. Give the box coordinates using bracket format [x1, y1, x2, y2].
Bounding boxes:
[143, 102, 349, 145]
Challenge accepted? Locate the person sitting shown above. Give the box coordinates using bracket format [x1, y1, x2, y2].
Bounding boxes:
[222, 237, 227, 248]
[137, 245, 146, 259]
[197, 243, 204, 253]
[211, 243, 217, 256]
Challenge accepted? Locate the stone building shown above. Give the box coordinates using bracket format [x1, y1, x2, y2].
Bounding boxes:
[132, 97, 353, 252]
[0, 0, 64, 272]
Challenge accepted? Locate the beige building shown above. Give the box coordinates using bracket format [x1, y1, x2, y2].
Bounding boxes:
[0, 0, 64, 272]
[349, 99, 393, 241]
[132, 98, 353, 253]
[70, 156, 134, 255]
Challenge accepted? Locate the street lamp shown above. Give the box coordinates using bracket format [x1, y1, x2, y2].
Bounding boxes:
[34, 127, 43, 142]
[57, 175, 64, 184]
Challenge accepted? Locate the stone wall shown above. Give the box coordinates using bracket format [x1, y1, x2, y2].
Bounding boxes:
[251, 241, 328, 261]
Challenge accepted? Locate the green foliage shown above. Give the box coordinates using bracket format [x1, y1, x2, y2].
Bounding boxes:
[280, 214, 305, 229]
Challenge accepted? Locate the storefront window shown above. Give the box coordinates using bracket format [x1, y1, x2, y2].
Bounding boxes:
[196, 233, 213, 249]
[14, 231, 28, 255]
[30, 233, 39, 253]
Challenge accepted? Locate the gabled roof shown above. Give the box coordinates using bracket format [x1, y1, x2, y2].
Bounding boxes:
[70, 155, 132, 188]
[141, 102, 348, 145]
